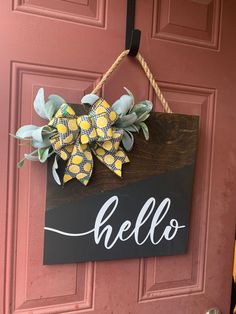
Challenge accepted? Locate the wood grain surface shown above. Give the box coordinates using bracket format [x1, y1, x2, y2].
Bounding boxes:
[46, 112, 199, 209]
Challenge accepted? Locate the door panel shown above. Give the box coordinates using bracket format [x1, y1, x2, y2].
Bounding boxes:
[14, 0, 106, 27]
[139, 84, 216, 301]
[152, 0, 221, 49]
[1, 0, 236, 313]
[14, 0, 106, 28]
[11, 63, 98, 313]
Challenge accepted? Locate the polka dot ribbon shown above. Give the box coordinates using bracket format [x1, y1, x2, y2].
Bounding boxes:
[49, 98, 129, 185]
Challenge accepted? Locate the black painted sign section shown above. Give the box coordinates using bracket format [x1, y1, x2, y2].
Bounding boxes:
[44, 164, 194, 265]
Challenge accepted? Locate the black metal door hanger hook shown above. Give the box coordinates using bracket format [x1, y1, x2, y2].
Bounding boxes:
[125, 0, 141, 56]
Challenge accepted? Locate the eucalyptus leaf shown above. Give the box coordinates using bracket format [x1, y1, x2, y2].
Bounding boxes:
[81, 94, 99, 106]
[16, 125, 40, 139]
[38, 147, 50, 163]
[52, 155, 61, 185]
[115, 112, 137, 128]
[112, 95, 133, 116]
[17, 158, 25, 168]
[33, 88, 47, 119]
[140, 122, 149, 140]
[122, 130, 134, 152]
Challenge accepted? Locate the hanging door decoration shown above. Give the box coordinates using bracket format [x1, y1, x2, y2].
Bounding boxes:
[14, 50, 199, 264]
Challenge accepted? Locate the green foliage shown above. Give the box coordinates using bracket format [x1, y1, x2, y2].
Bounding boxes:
[17, 158, 25, 168]
[122, 130, 134, 151]
[81, 94, 100, 106]
[14, 88, 65, 168]
[38, 147, 50, 163]
[140, 122, 149, 140]
[14, 87, 153, 176]
[16, 125, 40, 139]
[33, 88, 65, 120]
[113, 88, 153, 150]
[115, 112, 138, 128]
[52, 155, 61, 185]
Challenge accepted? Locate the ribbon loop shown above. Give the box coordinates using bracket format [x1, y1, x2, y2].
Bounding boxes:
[77, 115, 98, 144]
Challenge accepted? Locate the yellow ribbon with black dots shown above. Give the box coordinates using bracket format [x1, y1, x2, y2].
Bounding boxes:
[49, 99, 129, 186]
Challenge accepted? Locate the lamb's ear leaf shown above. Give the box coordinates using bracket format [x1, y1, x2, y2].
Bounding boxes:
[81, 94, 99, 106]
[31, 125, 54, 147]
[135, 112, 150, 123]
[38, 147, 50, 163]
[140, 122, 149, 140]
[131, 100, 153, 116]
[52, 155, 61, 185]
[115, 112, 137, 128]
[31, 126, 45, 142]
[123, 87, 135, 111]
[40, 125, 55, 135]
[33, 88, 48, 119]
[16, 125, 40, 139]
[122, 130, 134, 152]
[48, 94, 65, 109]
[44, 100, 57, 120]
[31, 139, 51, 148]
[124, 124, 140, 133]
[112, 95, 133, 116]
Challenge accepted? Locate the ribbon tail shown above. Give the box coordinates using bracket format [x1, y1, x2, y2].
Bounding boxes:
[96, 129, 124, 153]
[92, 144, 129, 178]
[63, 141, 93, 186]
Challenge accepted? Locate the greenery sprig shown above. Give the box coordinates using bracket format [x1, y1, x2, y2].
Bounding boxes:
[13, 87, 153, 184]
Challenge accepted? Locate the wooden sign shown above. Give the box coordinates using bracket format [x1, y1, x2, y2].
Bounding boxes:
[43, 112, 199, 265]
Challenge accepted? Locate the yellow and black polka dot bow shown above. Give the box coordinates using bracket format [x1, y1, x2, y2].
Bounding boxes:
[48, 98, 129, 186]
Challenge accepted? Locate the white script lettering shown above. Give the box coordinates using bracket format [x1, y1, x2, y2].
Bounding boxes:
[45, 196, 185, 249]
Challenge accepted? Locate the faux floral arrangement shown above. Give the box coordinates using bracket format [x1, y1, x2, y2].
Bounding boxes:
[14, 88, 152, 186]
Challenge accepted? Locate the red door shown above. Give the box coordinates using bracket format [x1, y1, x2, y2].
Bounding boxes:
[1, 0, 235, 313]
